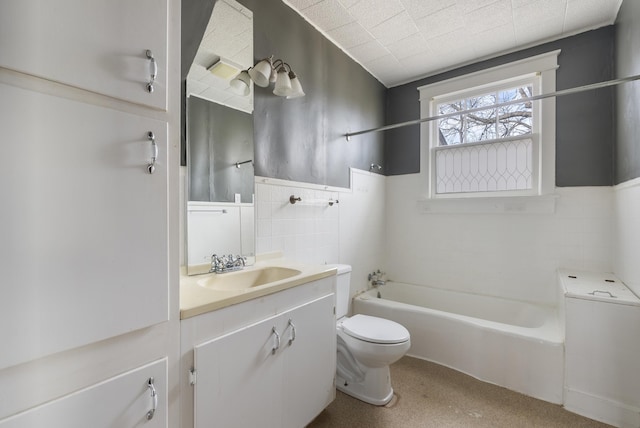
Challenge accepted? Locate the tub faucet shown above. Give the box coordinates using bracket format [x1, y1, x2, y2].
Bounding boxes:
[368, 270, 386, 287]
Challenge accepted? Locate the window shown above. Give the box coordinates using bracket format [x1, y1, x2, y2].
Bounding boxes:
[419, 51, 559, 199]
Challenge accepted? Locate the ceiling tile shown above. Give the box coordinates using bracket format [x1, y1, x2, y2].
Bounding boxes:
[512, 0, 567, 27]
[472, 24, 517, 58]
[348, 39, 390, 63]
[327, 22, 374, 49]
[425, 29, 476, 56]
[369, 11, 419, 47]
[515, 19, 564, 45]
[283, 0, 324, 11]
[399, 0, 455, 20]
[346, 0, 405, 30]
[462, 0, 513, 35]
[564, 0, 620, 33]
[364, 54, 403, 82]
[337, 0, 361, 8]
[415, 4, 465, 39]
[387, 32, 431, 60]
[283, 0, 622, 86]
[299, 0, 354, 31]
[457, 0, 502, 15]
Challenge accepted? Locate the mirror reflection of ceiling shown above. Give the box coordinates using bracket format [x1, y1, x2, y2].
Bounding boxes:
[187, 0, 253, 113]
[283, 0, 622, 87]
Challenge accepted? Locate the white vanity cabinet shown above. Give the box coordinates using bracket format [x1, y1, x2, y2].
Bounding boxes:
[0, 0, 168, 110]
[0, 359, 167, 428]
[181, 277, 336, 428]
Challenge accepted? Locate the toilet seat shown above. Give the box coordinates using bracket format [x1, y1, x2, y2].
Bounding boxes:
[341, 314, 410, 344]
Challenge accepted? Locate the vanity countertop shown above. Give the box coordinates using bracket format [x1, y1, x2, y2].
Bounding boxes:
[180, 256, 337, 319]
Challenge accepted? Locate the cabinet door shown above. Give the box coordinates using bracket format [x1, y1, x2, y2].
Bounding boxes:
[281, 294, 336, 428]
[0, 0, 167, 110]
[0, 359, 167, 428]
[194, 314, 284, 428]
[0, 83, 169, 369]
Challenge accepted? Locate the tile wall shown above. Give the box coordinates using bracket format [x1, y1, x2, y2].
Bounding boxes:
[385, 175, 613, 306]
[255, 169, 386, 304]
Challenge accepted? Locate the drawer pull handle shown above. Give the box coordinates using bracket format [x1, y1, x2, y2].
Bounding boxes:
[287, 319, 296, 346]
[271, 327, 280, 355]
[147, 131, 157, 174]
[146, 50, 157, 93]
[146, 377, 158, 420]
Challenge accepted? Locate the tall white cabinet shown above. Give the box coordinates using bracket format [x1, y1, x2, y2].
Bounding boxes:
[0, 0, 180, 426]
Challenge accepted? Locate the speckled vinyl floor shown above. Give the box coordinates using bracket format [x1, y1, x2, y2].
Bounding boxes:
[307, 356, 612, 428]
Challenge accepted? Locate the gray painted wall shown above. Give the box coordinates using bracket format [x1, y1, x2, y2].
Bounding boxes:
[385, 27, 615, 187]
[615, 0, 640, 184]
[238, 0, 385, 188]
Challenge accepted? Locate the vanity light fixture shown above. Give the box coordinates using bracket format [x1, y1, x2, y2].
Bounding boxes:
[229, 70, 251, 96]
[241, 55, 305, 98]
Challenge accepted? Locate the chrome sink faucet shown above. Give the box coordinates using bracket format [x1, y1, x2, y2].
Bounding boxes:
[210, 254, 246, 273]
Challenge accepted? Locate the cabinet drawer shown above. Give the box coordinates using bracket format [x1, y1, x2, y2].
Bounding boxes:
[0, 359, 167, 428]
[0, 83, 169, 369]
[0, 0, 168, 109]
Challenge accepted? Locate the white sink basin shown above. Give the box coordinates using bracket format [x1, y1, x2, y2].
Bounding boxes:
[197, 266, 302, 291]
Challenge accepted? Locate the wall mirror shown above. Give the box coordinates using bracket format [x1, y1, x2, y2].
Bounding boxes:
[185, 0, 255, 275]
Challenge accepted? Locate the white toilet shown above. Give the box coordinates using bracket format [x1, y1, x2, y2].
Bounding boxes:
[332, 264, 410, 405]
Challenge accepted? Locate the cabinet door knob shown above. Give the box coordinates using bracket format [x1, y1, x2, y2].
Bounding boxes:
[146, 377, 158, 420]
[147, 131, 157, 174]
[287, 319, 296, 346]
[271, 327, 280, 355]
[146, 50, 157, 93]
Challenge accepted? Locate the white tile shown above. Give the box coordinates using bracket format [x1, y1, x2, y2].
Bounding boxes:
[284, 0, 620, 86]
[472, 24, 517, 57]
[348, 40, 389, 63]
[369, 11, 418, 47]
[462, 0, 513, 35]
[338, 0, 361, 8]
[299, 0, 355, 31]
[347, 0, 405, 30]
[386, 32, 430, 60]
[415, 5, 465, 39]
[564, 0, 619, 32]
[399, 0, 455, 20]
[457, 0, 503, 15]
[327, 22, 374, 49]
[284, 0, 324, 11]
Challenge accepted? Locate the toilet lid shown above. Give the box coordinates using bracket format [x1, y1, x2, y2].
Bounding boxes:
[341, 314, 410, 344]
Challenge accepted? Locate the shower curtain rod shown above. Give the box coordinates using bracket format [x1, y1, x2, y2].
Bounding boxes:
[344, 73, 640, 141]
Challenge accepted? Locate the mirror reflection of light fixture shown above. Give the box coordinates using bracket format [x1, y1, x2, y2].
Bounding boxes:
[240, 54, 305, 99]
[229, 70, 251, 96]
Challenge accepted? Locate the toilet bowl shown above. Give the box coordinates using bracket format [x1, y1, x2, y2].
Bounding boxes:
[330, 264, 411, 405]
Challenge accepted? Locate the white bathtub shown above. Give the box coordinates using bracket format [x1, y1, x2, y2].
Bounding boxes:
[353, 281, 564, 404]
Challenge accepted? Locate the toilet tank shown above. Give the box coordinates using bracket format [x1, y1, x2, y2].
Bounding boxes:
[328, 264, 352, 318]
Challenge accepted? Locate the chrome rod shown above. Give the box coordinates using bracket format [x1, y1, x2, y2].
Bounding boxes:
[345, 73, 640, 140]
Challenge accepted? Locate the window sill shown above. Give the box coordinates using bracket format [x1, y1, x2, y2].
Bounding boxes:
[417, 194, 558, 214]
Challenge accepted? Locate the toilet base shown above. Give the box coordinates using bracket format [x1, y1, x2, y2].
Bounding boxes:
[336, 366, 394, 406]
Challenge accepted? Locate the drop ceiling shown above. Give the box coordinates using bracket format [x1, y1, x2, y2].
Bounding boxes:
[282, 0, 623, 87]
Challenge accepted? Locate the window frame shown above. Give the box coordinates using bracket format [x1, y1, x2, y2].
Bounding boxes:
[419, 50, 560, 200]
